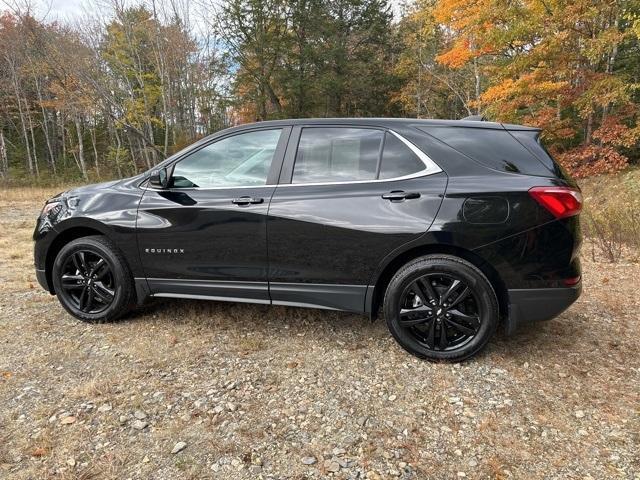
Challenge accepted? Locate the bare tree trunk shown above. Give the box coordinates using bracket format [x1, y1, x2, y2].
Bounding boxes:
[602, 17, 620, 125]
[145, 120, 156, 165]
[61, 112, 67, 167]
[71, 150, 81, 173]
[27, 108, 40, 177]
[140, 137, 152, 170]
[90, 126, 100, 179]
[114, 127, 123, 178]
[12, 80, 34, 175]
[585, 114, 593, 145]
[0, 131, 7, 179]
[473, 57, 481, 115]
[5, 54, 35, 175]
[150, 0, 171, 156]
[416, 40, 422, 118]
[127, 130, 139, 173]
[35, 77, 56, 174]
[74, 115, 88, 180]
[162, 89, 170, 156]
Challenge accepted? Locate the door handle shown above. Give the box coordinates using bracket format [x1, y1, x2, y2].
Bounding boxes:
[232, 196, 264, 205]
[382, 191, 421, 201]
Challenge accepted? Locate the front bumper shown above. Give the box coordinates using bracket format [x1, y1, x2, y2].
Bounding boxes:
[35, 268, 51, 293]
[505, 283, 582, 335]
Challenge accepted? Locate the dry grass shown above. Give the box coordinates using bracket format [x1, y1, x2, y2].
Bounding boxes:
[0, 186, 74, 205]
[0, 183, 638, 479]
[580, 168, 640, 261]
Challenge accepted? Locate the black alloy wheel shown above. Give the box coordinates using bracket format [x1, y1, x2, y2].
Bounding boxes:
[398, 274, 480, 351]
[59, 250, 115, 314]
[52, 235, 134, 323]
[384, 255, 499, 361]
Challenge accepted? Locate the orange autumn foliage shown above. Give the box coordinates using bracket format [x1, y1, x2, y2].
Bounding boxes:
[435, 39, 473, 68]
[557, 145, 628, 179]
[429, 0, 639, 177]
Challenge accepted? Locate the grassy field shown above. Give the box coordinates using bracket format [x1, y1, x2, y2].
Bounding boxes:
[0, 175, 638, 479]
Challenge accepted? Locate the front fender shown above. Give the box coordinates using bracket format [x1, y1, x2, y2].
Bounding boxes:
[34, 177, 145, 288]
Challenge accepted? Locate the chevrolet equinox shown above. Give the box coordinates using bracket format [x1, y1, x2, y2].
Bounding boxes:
[34, 118, 582, 361]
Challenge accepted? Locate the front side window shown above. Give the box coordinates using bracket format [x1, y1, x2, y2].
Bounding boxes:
[171, 129, 282, 188]
[292, 128, 426, 184]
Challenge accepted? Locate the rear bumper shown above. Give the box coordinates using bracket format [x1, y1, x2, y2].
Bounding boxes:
[505, 283, 582, 335]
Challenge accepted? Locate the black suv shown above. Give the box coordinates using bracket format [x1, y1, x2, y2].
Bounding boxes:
[34, 118, 582, 361]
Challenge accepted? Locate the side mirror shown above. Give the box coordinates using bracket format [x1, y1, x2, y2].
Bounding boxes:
[149, 167, 169, 189]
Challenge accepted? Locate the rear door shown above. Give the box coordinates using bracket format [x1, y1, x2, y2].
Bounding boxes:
[136, 126, 290, 302]
[267, 124, 447, 312]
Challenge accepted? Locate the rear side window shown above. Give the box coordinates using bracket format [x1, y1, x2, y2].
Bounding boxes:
[419, 126, 553, 177]
[379, 133, 425, 179]
[292, 128, 426, 184]
[293, 128, 383, 183]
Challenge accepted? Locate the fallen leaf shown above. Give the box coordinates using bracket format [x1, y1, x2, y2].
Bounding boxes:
[60, 416, 76, 425]
[31, 447, 47, 457]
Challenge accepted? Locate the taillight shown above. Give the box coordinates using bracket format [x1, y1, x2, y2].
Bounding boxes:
[529, 186, 582, 219]
[564, 276, 581, 286]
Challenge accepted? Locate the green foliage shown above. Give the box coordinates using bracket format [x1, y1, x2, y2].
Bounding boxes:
[426, 0, 640, 176]
[0, 6, 228, 185]
[220, 0, 399, 121]
[1, 0, 640, 185]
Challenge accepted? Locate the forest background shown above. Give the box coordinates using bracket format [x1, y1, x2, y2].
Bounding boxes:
[0, 0, 638, 184]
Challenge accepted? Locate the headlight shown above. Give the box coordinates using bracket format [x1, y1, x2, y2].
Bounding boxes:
[41, 200, 63, 217]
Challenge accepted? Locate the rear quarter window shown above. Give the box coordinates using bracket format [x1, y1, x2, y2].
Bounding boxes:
[379, 132, 425, 179]
[418, 126, 554, 177]
[509, 130, 573, 181]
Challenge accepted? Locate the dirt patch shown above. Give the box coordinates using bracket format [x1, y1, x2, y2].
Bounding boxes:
[0, 195, 638, 479]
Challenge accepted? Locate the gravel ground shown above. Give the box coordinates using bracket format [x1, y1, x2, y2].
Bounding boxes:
[0, 194, 638, 480]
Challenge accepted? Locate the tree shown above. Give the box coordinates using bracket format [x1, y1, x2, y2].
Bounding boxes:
[431, 0, 640, 176]
[391, 0, 480, 118]
[215, 0, 398, 120]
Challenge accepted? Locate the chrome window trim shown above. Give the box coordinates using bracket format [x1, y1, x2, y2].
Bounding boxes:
[279, 129, 442, 188]
[388, 130, 441, 174]
[145, 182, 276, 192]
[145, 129, 442, 191]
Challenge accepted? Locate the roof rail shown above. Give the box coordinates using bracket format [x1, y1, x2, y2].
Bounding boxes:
[461, 115, 487, 121]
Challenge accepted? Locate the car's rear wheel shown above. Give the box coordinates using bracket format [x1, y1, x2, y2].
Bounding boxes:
[383, 254, 498, 361]
[52, 235, 134, 323]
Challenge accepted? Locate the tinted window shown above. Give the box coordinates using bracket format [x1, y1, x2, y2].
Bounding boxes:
[293, 128, 383, 183]
[171, 129, 282, 188]
[510, 130, 571, 180]
[379, 133, 425, 179]
[419, 126, 552, 177]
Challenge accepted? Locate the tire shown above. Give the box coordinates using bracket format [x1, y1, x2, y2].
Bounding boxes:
[383, 254, 498, 362]
[51, 235, 135, 323]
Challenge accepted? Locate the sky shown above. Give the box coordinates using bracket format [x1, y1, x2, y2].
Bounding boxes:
[21, 0, 406, 24]
[32, 0, 90, 22]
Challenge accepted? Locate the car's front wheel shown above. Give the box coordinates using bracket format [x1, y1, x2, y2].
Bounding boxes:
[383, 254, 499, 361]
[52, 235, 134, 323]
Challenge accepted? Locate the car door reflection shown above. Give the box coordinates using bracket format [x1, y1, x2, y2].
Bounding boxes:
[158, 190, 197, 206]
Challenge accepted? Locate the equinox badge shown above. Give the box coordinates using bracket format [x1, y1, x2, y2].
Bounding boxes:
[145, 248, 185, 254]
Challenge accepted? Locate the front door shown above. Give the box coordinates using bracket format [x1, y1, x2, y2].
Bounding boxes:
[137, 127, 290, 302]
[267, 125, 447, 312]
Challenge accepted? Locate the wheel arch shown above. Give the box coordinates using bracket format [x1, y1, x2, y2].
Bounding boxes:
[368, 243, 508, 322]
[44, 221, 112, 294]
